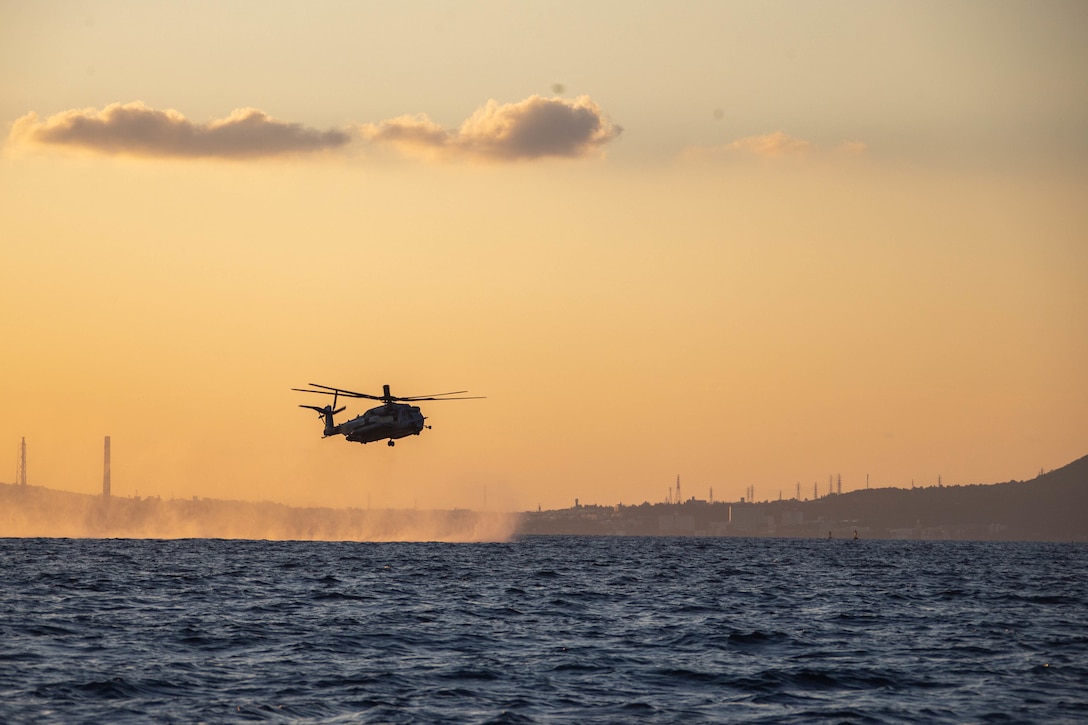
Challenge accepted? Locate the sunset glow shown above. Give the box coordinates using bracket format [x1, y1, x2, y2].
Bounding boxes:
[2, 1, 1085, 514]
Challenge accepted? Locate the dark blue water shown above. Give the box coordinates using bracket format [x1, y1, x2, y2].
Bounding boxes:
[1, 537, 1085, 723]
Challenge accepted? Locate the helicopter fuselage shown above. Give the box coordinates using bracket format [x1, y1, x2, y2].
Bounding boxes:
[336, 402, 426, 444]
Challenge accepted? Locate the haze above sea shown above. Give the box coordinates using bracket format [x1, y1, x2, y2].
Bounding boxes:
[2, 536, 1085, 724]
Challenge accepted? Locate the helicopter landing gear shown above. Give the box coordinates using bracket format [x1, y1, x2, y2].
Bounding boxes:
[387, 440, 395, 447]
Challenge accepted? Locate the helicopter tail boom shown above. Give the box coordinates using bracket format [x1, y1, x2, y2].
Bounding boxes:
[299, 404, 346, 437]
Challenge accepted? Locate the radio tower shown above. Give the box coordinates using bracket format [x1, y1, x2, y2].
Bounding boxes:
[16, 437, 27, 486]
[675, 475, 681, 504]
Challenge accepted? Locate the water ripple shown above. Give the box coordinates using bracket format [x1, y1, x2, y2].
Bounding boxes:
[1, 537, 1086, 723]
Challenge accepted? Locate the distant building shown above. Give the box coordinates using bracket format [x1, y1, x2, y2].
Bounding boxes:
[658, 512, 695, 535]
[729, 503, 767, 532]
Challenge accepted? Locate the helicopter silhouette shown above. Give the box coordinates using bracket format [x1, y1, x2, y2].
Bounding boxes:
[293, 383, 483, 446]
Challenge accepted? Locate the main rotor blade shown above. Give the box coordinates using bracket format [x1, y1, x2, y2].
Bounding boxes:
[398, 389, 487, 400]
[294, 383, 484, 402]
[304, 383, 345, 391]
[296, 383, 383, 401]
[399, 390, 468, 399]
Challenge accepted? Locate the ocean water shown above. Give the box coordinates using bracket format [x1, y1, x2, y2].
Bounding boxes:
[1, 537, 1085, 724]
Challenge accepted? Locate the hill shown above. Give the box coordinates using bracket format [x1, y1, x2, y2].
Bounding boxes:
[796, 454, 1088, 540]
[519, 454, 1088, 541]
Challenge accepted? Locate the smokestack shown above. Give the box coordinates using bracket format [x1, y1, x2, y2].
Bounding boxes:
[17, 437, 27, 486]
[103, 436, 111, 499]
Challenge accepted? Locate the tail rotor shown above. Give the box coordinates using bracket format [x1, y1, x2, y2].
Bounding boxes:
[297, 403, 345, 437]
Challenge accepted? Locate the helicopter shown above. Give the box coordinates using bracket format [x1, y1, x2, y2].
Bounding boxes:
[293, 383, 483, 446]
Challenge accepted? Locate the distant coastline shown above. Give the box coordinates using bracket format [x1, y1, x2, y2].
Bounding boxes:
[2, 453, 1085, 542]
[521, 454, 1088, 542]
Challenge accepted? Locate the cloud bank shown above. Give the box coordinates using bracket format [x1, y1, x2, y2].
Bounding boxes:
[359, 95, 622, 161]
[8, 96, 621, 163]
[8, 102, 352, 159]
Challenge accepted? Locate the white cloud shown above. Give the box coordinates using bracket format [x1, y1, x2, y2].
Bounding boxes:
[684, 132, 868, 161]
[359, 95, 621, 161]
[728, 131, 813, 158]
[8, 102, 351, 159]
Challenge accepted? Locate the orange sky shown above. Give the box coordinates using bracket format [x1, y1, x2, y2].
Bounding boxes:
[2, 2, 1086, 511]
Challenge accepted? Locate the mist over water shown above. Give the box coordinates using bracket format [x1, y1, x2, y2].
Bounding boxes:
[3, 536, 1085, 723]
[0, 484, 518, 542]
